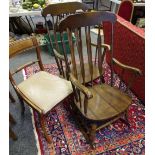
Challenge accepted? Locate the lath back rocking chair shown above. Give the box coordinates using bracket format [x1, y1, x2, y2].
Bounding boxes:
[58, 11, 142, 147]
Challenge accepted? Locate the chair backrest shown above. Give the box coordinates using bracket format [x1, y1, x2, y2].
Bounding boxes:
[42, 2, 90, 79]
[58, 11, 116, 85]
[117, 0, 134, 22]
[42, 2, 90, 31]
[9, 37, 44, 89]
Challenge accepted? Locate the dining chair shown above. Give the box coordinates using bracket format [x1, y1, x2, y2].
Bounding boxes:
[117, 0, 134, 22]
[9, 36, 73, 143]
[42, 2, 93, 81]
[58, 11, 142, 147]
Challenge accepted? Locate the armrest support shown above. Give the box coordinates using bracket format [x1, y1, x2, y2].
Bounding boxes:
[112, 58, 142, 91]
[112, 58, 142, 76]
[69, 73, 93, 99]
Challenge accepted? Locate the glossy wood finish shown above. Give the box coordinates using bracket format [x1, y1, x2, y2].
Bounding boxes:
[58, 11, 142, 147]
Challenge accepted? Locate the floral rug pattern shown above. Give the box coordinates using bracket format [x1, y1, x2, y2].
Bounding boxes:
[24, 63, 145, 155]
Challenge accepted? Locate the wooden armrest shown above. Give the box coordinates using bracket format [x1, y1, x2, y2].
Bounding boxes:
[69, 73, 93, 99]
[11, 60, 39, 75]
[91, 43, 110, 51]
[112, 58, 142, 76]
[112, 58, 142, 91]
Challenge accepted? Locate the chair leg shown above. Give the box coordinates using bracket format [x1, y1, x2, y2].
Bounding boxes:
[120, 110, 130, 129]
[18, 95, 25, 116]
[9, 127, 17, 141]
[9, 92, 15, 103]
[40, 114, 53, 144]
[9, 113, 16, 125]
[89, 124, 97, 148]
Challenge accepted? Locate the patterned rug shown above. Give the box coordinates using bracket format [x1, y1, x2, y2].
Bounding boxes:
[23, 63, 145, 155]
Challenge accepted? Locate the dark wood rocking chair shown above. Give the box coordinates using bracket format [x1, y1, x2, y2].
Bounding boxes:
[58, 11, 142, 147]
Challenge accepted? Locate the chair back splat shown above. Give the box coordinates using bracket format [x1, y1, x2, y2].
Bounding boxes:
[59, 11, 116, 85]
[58, 11, 142, 147]
[42, 2, 90, 79]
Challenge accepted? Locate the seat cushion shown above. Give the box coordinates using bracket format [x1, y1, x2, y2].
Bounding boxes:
[18, 71, 73, 114]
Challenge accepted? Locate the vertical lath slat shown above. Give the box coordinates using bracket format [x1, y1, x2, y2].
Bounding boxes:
[97, 26, 103, 84]
[67, 28, 78, 79]
[85, 26, 93, 85]
[60, 32, 70, 79]
[44, 16, 62, 75]
[60, 60, 65, 77]
[52, 16, 65, 77]
[111, 23, 114, 86]
[84, 96, 88, 115]
[53, 28, 61, 52]
[75, 28, 85, 85]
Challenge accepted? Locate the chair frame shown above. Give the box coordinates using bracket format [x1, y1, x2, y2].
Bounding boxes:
[58, 11, 142, 147]
[9, 36, 60, 144]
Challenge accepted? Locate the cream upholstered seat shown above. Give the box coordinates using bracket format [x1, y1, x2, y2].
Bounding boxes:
[18, 71, 72, 114]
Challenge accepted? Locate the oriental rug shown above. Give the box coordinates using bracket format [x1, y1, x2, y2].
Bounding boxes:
[23, 63, 145, 155]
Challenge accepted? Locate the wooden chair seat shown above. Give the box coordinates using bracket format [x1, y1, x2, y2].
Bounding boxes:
[76, 84, 131, 121]
[71, 63, 100, 83]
